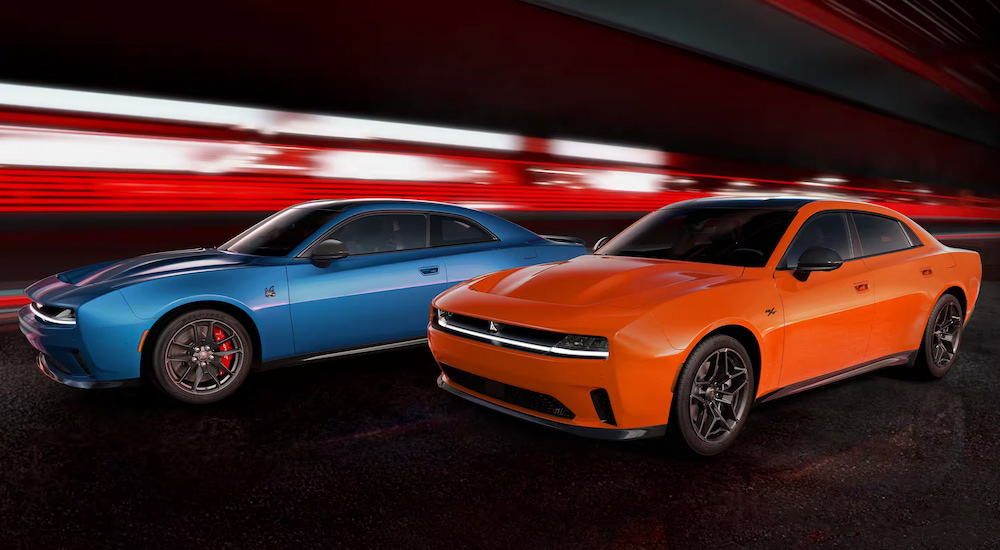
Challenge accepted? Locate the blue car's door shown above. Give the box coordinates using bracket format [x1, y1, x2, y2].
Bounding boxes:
[285, 212, 451, 355]
[428, 213, 524, 283]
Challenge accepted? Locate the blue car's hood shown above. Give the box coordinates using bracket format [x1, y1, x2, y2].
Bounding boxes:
[27, 249, 265, 308]
[60, 248, 256, 286]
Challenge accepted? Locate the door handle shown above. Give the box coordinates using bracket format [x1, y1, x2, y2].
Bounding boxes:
[921, 267, 933, 277]
[419, 266, 440, 275]
[854, 281, 869, 293]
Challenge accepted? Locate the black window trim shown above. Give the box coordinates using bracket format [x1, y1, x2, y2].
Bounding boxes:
[849, 211, 924, 259]
[777, 209, 923, 270]
[777, 211, 855, 270]
[296, 209, 498, 259]
[429, 213, 499, 249]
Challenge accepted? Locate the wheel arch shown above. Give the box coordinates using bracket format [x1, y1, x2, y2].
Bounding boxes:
[140, 300, 263, 378]
[940, 285, 967, 316]
[671, 322, 763, 396]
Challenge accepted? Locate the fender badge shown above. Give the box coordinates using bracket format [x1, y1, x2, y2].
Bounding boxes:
[265, 285, 276, 298]
[765, 308, 776, 316]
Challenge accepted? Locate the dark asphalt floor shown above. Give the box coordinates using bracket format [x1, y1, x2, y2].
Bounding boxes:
[1, 284, 998, 549]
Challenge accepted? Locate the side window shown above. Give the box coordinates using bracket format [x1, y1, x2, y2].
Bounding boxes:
[900, 221, 923, 247]
[430, 214, 493, 247]
[784, 212, 853, 269]
[329, 213, 427, 255]
[853, 213, 911, 257]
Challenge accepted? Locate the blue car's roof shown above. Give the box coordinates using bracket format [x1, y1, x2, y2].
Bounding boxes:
[287, 199, 541, 250]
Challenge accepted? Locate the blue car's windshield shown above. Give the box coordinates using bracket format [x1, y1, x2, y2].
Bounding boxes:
[220, 207, 343, 256]
[597, 205, 797, 267]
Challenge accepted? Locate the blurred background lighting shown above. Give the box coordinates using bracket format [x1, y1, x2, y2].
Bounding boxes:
[585, 170, 663, 193]
[0, 127, 244, 172]
[0, 83, 265, 128]
[313, 151, 478, 182]
[272, 114, 522, 151]
[548, 139, 666, 166]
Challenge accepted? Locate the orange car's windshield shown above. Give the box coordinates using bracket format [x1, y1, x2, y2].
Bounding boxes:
[597, 206, 797, 267]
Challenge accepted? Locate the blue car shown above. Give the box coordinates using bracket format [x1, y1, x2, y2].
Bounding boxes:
[19, 199, 587, 403]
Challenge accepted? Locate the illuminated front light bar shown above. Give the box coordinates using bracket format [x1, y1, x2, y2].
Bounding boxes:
[30, 303, 76, 325]
[548, 139, 666, 166]
[0, 83, 522, 151]
[435, 309, 609, 359]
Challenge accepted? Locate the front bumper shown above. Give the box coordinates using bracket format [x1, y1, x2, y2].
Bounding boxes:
[438, 374, 666, 440]
[429, 321, 682, 437]
[37, 353, 130, 389]
[19, 292, 148, 384]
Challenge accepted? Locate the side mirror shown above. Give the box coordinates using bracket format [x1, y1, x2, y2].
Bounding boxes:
[311, 239, 349, 266]
[593, 236, 610, 253]
[793, 246, 843, 281]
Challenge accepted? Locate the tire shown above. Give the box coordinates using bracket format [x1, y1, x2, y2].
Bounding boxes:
[149, 309, 253, 404]
[669, 335, 756, 457]
[915, 294, 964, 379]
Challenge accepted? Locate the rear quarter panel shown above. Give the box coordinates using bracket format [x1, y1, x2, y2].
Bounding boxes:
[947, 248, 983, 321]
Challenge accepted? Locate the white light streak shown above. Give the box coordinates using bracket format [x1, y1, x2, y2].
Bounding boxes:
[548, 139, 665, 166]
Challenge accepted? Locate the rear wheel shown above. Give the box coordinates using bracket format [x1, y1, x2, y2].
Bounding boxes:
[915, 294, 964, 379]
[150, 309, 253, 404]
[669, 335, 756, 456]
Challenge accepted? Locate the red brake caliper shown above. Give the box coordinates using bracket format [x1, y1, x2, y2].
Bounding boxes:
[213, 327, 232, 376]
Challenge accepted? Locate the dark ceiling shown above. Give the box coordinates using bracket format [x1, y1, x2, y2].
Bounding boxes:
[0, 0, 997, 190]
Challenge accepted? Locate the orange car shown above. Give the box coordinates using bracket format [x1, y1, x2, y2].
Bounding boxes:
[427, 198, 982, 455]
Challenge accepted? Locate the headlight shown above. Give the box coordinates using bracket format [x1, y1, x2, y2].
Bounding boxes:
[553, 334, 609, 353]
[30, 302, 76, 325]
[435, 308, 453, 326]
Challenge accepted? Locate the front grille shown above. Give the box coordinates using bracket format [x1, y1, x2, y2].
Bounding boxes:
[440, 313, 564, 347]
[590, 389, 617, 425]
[434, 312, 608, 359]
[442, 364, 575, 419]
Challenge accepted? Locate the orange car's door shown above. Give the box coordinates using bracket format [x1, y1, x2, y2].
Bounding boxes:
[852, 212, 942, 361]
[774, 212, 874, 386]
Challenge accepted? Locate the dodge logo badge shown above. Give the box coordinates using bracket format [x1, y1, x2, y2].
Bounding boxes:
[489, 321, 501, 333]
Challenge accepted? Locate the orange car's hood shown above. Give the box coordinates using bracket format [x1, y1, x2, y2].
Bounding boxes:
[470, 254, 744, 308]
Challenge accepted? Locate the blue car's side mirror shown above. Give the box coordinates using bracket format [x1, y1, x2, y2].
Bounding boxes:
[311, 239, 349, 267]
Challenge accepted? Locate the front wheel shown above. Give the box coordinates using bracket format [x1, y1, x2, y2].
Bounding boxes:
[915, 294, 964, 379]
[149, 309, 253, 404]
[669, 335, 756, 457]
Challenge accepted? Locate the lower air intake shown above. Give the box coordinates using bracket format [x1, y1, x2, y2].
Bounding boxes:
[442, 365, 575, 419]
[590, 388, 617, 425]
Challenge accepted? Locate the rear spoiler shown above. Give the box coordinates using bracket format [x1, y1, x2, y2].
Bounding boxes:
[541, 235, 586, 246]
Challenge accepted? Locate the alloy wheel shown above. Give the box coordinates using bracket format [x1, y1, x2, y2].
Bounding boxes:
[689, 348, 751, 443]
[931, 302, 962, 367]
[163, 319, 245, 394]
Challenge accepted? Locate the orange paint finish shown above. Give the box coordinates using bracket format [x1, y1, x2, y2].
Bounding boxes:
[429, 200, 982, 436]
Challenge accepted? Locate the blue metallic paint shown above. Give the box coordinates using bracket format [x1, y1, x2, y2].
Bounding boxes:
[19, 200, 586, 387]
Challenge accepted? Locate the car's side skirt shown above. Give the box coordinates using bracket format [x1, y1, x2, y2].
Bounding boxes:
[261, 337, 428, 370]
[756, 350, 917, 405]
